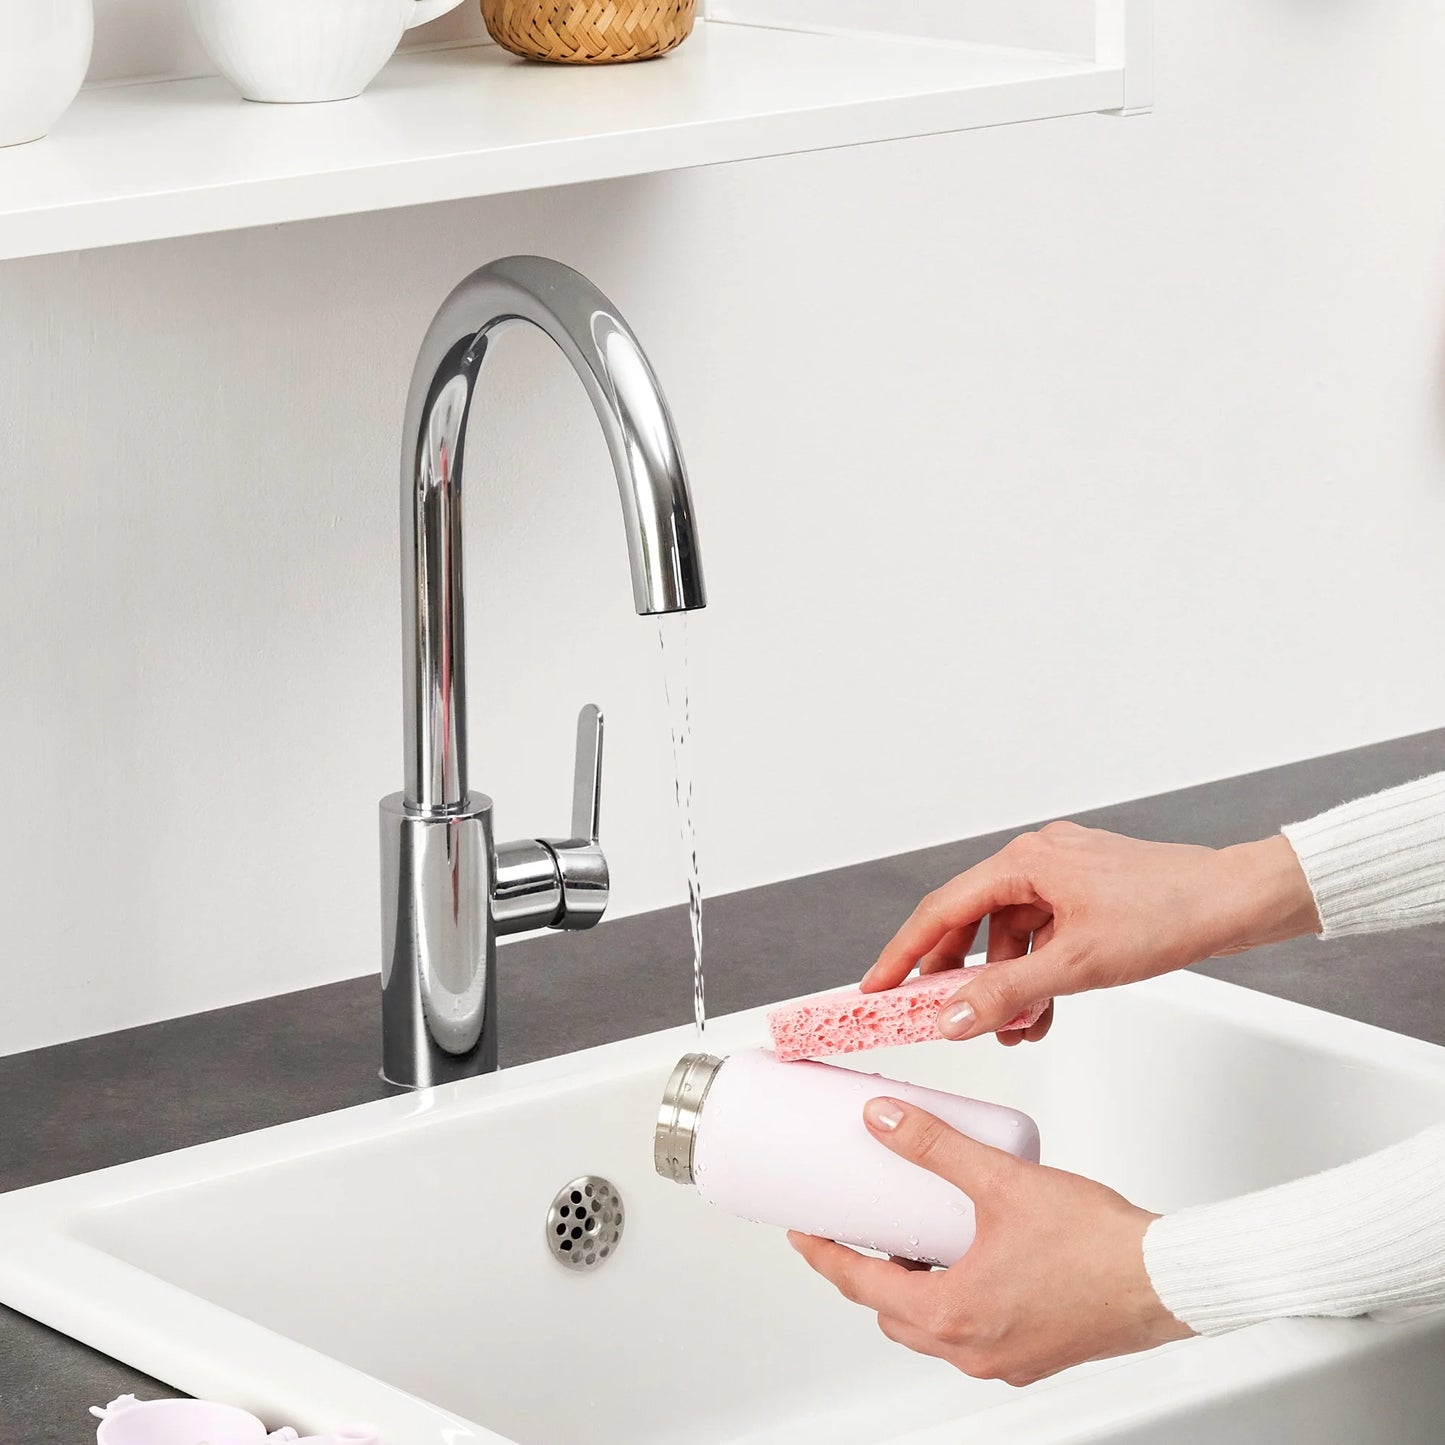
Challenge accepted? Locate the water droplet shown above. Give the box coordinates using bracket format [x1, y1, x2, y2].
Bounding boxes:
[908, 1234, 919, 1247]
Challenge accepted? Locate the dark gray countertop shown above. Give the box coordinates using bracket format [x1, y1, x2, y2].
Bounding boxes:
[5, 728, 1445, 1441]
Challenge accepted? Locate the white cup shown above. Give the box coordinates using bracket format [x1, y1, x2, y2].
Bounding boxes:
[0, 0, 94, 147]
[185, 0, 465, 104]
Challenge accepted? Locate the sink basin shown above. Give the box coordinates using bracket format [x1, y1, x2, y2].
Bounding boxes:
[5, 971, 1445, 1444]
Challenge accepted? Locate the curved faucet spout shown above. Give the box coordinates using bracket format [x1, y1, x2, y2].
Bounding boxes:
[400, 254, 707, 813]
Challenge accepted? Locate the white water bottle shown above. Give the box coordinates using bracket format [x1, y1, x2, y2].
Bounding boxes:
[654, 1048, 1040, 1266]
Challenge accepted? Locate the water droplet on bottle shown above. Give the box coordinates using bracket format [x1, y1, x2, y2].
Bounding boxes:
[908, 1234, 919, 1248]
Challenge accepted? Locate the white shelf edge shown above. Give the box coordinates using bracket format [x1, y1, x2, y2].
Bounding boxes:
[0, 15, 1136, 265]
[1095, 0, 1154, 114]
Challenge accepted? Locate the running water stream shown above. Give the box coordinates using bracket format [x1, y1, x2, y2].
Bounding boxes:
[657, 614, 704, 1035]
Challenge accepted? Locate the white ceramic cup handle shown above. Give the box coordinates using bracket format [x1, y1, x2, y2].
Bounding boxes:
[406, 0, 464, 28]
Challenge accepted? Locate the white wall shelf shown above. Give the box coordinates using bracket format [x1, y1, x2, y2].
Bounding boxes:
[0, 12, 1147, 263]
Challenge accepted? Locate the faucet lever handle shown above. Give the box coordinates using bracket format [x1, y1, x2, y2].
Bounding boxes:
[544, 704, 608, 931]
[496, 706, 609, 936]
[570, 703, 603, 845]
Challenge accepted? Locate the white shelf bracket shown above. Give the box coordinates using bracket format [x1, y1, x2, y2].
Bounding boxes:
[1095, 0, 1154, 116]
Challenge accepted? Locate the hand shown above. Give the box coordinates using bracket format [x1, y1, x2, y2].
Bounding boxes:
[862, 823, 1319, 1044]
[790, 1098, 1193, 1385]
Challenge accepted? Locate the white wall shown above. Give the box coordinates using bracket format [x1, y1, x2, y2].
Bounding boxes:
[3, 2, 1444, 1054]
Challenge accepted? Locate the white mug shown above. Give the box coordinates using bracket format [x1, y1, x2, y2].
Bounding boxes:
[0, 0, 93, 147]
[185, 0, 465, 104]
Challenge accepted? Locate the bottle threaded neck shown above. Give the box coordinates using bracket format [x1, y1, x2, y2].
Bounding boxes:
[653, 1052, 723, 1184]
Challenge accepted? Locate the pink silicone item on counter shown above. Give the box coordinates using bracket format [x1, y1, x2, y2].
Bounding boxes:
[767, 964, 1049, 1062]
[90, 1395, 381, 1445]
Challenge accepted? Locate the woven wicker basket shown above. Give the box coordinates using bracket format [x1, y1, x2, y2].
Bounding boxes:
[480, 0, 696, 63]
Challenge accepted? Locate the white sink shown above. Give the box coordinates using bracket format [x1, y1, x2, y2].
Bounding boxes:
[5, 971, 1445, 1445]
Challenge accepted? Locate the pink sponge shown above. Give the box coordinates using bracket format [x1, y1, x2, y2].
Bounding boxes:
[767, 966, 1048, 1063]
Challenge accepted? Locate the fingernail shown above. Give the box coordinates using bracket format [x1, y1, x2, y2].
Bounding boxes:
[865, 1098, 905, 1131]
[937, 1000, 975, 1038]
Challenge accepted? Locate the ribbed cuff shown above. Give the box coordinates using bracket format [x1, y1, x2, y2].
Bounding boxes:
[1281, 772, 1445, 938]
[1144, 1126, 1445, 1336]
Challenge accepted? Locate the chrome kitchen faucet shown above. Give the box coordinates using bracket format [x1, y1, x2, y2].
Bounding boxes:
[380, 255, 707, 1089]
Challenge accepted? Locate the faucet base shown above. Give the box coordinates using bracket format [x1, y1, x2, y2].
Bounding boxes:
[379, 792, 499, 1090]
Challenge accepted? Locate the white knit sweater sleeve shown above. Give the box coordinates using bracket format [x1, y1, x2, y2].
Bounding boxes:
[1142, 771, 1445, 1335]
[1144, 1126, 1445, 1335]
[1280, 771, 1445, 937]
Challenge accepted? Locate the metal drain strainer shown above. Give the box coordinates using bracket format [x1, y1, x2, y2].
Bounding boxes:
[546, 1176, 624, 1270]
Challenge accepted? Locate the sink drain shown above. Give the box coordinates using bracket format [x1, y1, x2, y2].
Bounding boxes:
[546, 1176, 624, 1270]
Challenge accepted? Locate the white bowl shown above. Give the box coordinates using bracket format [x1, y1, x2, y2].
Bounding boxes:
[0, 0, 93, 147]
[185, 0, 464, 104]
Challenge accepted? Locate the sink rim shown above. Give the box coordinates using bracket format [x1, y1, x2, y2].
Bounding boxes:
[5, 970, 1445, 1445]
